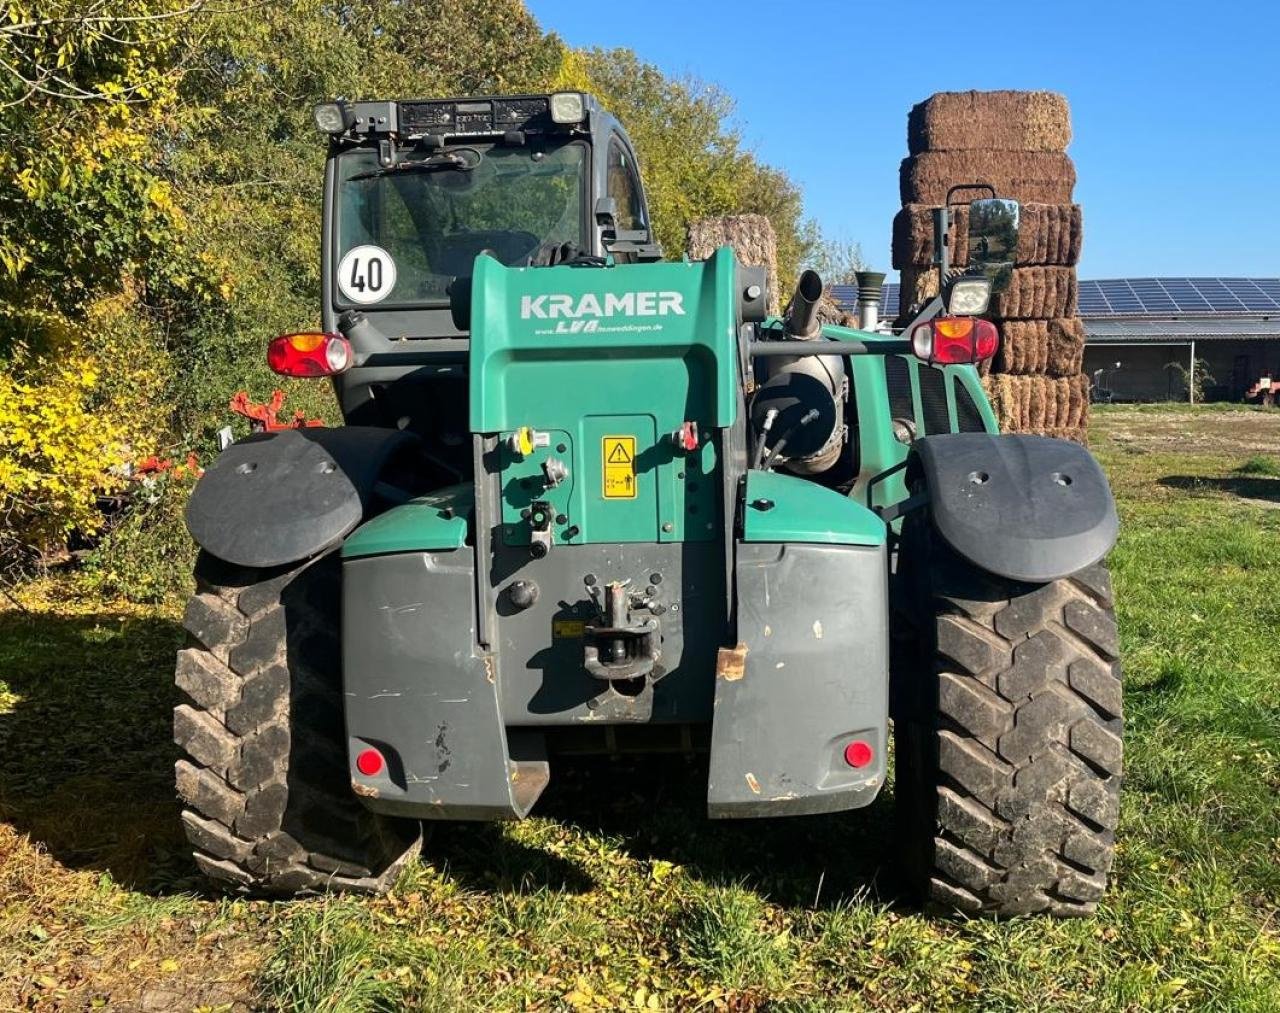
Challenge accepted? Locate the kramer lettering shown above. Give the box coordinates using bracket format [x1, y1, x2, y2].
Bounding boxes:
[521, 291, 685, 320]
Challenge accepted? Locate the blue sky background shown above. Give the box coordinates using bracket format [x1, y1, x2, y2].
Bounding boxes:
[527, 0, 1280, 280]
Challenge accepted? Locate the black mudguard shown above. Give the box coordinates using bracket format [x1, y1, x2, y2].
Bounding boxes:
[910, 432, 1118, 583]
[186, 426, 419, 568]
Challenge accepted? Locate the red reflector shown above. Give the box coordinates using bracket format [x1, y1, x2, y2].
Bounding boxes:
[844, 740, 874, 768]
[355, 748, 384, 776]
[268, 332, 353, 377]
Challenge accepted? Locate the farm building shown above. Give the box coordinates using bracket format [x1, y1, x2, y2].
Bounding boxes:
[832, 277, 1280, 403]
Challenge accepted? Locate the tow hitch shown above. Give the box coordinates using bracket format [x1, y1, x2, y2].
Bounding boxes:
[584, 580, 661, 682]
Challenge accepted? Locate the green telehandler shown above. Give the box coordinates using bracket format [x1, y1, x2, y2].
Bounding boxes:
[175, 92, 1121, 916]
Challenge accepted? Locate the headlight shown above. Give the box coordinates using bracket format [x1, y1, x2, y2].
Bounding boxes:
[313, 102, 350, 134]
[947, 277, 992, 315]
[549, 91, 585, 124]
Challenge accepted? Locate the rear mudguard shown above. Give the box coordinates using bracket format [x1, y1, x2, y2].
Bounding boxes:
[910, 432, 1118, 583]
[185, 426, 419, 568]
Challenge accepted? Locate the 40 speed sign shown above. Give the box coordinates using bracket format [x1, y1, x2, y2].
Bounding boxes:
[338, 245, 397, 305]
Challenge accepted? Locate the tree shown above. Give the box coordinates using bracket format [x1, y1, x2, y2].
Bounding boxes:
[553, 47, 811, 284]
[0, 1, 212, 565]
[806, 231, 866, 286]
[0, 0, 823, 587]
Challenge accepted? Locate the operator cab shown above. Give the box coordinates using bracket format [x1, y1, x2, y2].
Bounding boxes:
[317, 92, 657, 328]
[311, 92, 658, 473]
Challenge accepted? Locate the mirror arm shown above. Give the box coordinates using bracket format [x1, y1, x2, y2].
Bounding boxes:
[945, 182, 996, 206]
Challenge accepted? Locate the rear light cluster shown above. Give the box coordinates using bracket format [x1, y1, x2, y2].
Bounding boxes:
[268, 332, 353, 377]
[910, 317, 998, 366]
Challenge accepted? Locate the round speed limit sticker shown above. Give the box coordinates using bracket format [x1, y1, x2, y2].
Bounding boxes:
[337, 245, 397, 304]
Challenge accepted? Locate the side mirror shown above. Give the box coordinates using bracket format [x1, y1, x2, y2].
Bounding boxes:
[594, 196, 618, 229]
[967, 197, 1020, 293]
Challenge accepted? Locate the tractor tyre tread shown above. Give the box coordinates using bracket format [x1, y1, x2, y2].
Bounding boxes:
[174, 550, 419, 896]
[896, 538, 1122, 917]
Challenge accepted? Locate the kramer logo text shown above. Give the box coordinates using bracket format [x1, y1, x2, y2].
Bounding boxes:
[521, 291, 685, 329]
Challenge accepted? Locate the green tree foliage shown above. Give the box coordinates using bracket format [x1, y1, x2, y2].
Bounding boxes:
[0, 0, 818, 589]
[554, 48, 811, 283]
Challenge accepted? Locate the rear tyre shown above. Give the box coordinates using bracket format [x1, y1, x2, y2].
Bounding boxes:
[174, 549, 420, 895]
[893, 523, 1122, 917]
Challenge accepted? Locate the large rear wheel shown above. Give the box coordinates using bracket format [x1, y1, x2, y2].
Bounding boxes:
[174, 550, 420, 895]
[893, 524, 1122, 917]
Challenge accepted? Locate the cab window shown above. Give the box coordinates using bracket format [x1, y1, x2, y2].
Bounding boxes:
[606, 138, 645, 231]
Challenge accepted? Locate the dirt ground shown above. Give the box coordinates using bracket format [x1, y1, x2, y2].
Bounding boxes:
[1095, 404, 1280, 455]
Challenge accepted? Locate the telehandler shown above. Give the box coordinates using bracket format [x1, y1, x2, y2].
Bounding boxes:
[176, 92, 1121, 916]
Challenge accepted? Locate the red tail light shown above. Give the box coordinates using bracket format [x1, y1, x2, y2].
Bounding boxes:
[268, 332, 353, 377]
[910, 317, 998, 365]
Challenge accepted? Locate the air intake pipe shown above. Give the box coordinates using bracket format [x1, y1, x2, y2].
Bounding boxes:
[854, 271, 886, 332]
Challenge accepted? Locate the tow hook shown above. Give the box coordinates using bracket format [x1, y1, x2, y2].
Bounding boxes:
[583, 580, 660, 681]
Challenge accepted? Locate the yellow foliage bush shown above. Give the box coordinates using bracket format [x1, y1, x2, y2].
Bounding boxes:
[0, 294, 167, 557]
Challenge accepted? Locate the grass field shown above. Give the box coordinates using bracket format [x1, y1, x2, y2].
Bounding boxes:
[2, 404, 1278, 1011]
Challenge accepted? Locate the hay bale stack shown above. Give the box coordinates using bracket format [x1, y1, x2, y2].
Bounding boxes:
[816, 292, 856, 327]
[981, 374, 1089, 442]
[900, 151, 1076, 205]
[896, 90, 1091, 440]
[892, 202, 1083, 270]
[996, 318, 1085, 376]
[989, 267, 1078, 320]
[908, 90, 1071, 154]
[686, 214, 780, 314]
[900, 266, 1078, 321]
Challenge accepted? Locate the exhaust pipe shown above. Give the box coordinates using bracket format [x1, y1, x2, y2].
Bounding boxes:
[854, 271, 886, 332]
[784, 269, 824, 339]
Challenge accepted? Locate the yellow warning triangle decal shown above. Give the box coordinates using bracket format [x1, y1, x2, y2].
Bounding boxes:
[607, 443, 632, 463]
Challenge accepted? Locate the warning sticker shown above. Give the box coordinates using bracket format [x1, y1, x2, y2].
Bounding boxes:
[553, 619, 585, 639]
[602, 435, 636, 499]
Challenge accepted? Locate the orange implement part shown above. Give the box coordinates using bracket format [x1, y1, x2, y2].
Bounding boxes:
[229, 390, 324, 431]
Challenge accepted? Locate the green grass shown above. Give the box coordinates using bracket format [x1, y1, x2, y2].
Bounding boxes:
[1237, 455, 1280, 476]
[1, 404, 1278, 1010]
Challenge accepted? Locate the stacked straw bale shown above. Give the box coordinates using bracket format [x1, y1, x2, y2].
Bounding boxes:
[895, 90, 1091, 441]
[686, 214, 780, 314]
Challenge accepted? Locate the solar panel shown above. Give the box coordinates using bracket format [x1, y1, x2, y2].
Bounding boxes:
[1075, 277, 1280, 316]
[1157, 279, 1212, 311]
[1128, 279, 1178, 314]
[1077, 281, 1110, 315]
[1188, 278, 1247, 312]
[1222, 278, 1277, 311]
[841, 277, 1280, 319]
[1098, 280, 1144, 312]
[828, 283, 900, 319]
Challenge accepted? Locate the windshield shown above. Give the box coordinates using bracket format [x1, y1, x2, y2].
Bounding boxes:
[333, 141, 587, 307]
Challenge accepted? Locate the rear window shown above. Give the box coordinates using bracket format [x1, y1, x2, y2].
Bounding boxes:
[334, 141, 587, 307]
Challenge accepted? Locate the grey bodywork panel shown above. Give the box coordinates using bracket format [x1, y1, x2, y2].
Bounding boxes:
[342, 549, 548, 820]
[707, 541, 888, 818]
[186, 427, 419, 568]
[913, 432, 1118, 583]
[489, 541, 725, 725]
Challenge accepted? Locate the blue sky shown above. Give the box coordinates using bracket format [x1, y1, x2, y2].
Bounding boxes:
[527, 0, 1280, 280]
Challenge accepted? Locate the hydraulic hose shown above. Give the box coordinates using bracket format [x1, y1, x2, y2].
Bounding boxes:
[761, 409, 820, 471]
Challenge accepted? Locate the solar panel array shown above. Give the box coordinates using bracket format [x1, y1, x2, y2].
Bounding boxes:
[1077, 278, 1280, 316]
[829, 283, 900, 319]
[832, 278, 1280, 319]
